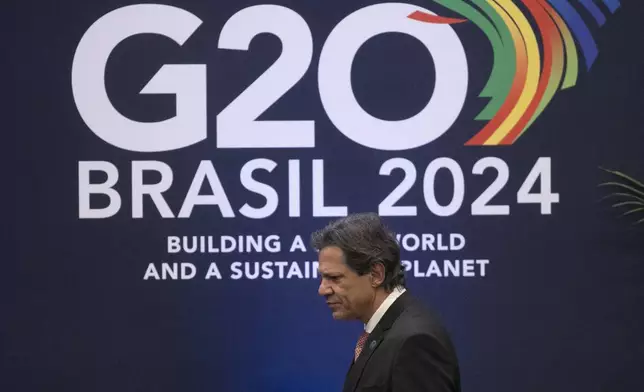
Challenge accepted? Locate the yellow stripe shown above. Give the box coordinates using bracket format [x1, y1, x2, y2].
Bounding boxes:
[485, 0, 541, 145]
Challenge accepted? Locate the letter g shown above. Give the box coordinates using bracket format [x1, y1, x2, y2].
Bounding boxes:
[71, 4, 206, 152]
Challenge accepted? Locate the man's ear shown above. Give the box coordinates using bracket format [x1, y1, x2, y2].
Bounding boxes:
[370, 262, 386, 287]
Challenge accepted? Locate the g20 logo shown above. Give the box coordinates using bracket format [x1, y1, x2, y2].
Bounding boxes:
[71, 1, 620, 153]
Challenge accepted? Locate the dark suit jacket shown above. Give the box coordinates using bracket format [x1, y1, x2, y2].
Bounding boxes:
[343, 291, 460, 392]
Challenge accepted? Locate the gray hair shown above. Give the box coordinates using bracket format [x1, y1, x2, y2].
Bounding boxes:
[310, 212, 405, 291]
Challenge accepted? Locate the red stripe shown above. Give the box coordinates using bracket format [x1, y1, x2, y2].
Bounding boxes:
[501, 0, 555, 144]
[407, 11, 468, 24]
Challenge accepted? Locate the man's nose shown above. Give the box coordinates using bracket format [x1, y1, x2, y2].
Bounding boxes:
[318, 279, 332, 296]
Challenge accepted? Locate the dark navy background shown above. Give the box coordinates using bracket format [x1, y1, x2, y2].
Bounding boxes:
[7, 1, 644, 391]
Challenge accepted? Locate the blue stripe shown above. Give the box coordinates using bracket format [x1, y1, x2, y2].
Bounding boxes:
[548, 0, 598, 69]
[579, 0, 606, 25]
[600, 0, 621, 14]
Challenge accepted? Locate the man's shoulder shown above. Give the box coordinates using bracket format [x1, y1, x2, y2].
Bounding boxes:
[394, 293, 445, 328]
[388, 294, 456, 350]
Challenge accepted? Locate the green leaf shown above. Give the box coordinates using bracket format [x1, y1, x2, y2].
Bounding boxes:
[600, 192, 644, 204]
[623, 207, 644, 216]
[598, 182, 644, 199]
[612, 201, 644, 208]
[599, 167, 644, 190]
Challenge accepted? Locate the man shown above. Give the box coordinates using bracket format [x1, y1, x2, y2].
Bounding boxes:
[311, 213, 461, 392]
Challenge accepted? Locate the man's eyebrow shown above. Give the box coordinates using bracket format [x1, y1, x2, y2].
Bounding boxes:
[320, 272, 344, 278]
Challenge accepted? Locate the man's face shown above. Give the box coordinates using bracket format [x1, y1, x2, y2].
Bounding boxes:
[318, 246, 374, 321]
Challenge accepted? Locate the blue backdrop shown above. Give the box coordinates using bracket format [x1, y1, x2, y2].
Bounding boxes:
[7, 1, 644, 391]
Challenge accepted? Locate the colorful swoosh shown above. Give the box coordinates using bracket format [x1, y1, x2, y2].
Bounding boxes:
[409, 0, 620, 145]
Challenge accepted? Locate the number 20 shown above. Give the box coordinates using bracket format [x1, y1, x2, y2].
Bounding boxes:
[71, 3, 468, 153]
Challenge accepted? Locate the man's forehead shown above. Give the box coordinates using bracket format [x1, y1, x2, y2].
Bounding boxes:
[318, 262, 347, 274]
[318, 247, 348, 272]
[319, 246, 344, 260]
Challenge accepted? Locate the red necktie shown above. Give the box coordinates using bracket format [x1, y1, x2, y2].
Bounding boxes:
[354, 331, 370, 361]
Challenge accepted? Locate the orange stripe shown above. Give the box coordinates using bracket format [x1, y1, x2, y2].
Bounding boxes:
[501, 0, 553, 144]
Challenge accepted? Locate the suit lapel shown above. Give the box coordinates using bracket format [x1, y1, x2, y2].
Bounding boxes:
[343, 291, 412, 392]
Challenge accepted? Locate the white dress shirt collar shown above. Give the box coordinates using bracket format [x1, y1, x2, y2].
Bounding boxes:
[365, 286, 406, 333]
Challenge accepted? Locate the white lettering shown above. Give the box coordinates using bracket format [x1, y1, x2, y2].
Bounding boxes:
[319, 3, 467, 150]
[240, 159, 278, 219]
[178, 161, 234, 218]
[79, 161, 122, 219]
[71, 4, 206, 152]
[313, 159, 347, 217]
[289, 235, 306, 252]
[205, 262, 222, 279]
[289, 160, 301, 217]
[132, 161, 174, 218]
[143, 263, 160, 280]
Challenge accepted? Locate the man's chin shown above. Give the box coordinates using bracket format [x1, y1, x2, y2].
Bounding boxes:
[331, 310, 352, 320]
